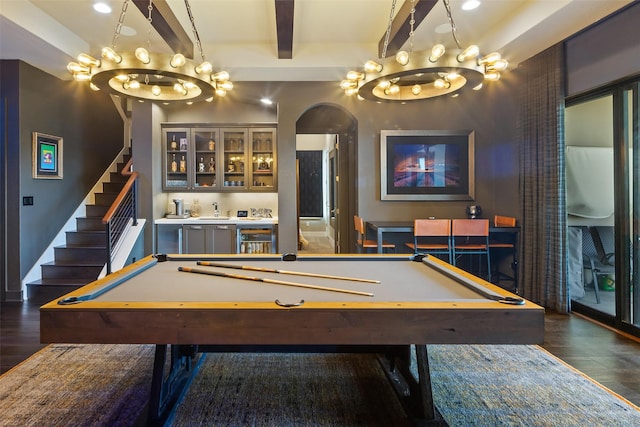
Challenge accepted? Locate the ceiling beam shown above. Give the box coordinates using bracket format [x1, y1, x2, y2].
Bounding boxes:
[378, 0, 438, 58]
[275, 0, 295, 59]
[132, 0, 194, 58]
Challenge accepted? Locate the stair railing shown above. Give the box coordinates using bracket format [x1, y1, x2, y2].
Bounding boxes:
[102, 157, 138, 275]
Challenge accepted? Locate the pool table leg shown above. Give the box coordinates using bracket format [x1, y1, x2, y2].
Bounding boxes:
[379, 345, 441, 424]
[147, 344, 201, 426]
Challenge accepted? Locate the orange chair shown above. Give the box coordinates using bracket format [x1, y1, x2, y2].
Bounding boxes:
[490, 215, 518, 290]
[405, 219, 452, 262]
[494, 215, 516, 228]
[354, 215, 396, 253]
[451, 218, 491, 281]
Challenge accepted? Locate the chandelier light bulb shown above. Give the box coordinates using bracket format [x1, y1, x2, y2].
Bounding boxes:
[364, 60, 383, 73]
[434, 78, 448, 89]
[123, 80, 140, 90]
[457, 45, 480, 62]
[388, 84, 400, 95]
[429, 44, 446, 62]
[182, 81, 197, 90]
[205, 96, 214, 102]
[212, 71, 230, 81]
[219, 81, 234, 91]
[101, 47, 122, 64]
[396, 51, 410, 66]
[77, 53, 100, 67]
[215, 88, 227, 97]
[340, 80, 358, 90]
[478, 52, 501, 65]
[72, 73, 91, 82]
[411, 84, 422, 95]
[173, 82, 187, 95]
[346, 71, 365, 81]
[151, 85, 162, 96]
[491, 59, 509, 71]
[67, 62, 90, 74]
[377, 80, 391, 90]
[484, 70, 501, 81]
[345, 87, 359, 96]
[170, 53, 186, 68]
[195, 61, 213, 74]
[135, 47, 151, 64]
[473, 83, 483, 90]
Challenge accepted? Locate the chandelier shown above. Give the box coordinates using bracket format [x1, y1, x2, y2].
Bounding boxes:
[340, 0, 508, 102]
[67, 0, 232, 103]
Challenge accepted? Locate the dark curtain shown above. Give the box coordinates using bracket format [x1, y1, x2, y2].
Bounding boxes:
[297, 151, 323, 217]
[518, 43, 569, 313]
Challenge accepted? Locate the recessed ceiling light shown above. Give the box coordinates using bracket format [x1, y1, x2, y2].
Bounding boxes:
[435, 23, 451, 34]
[261, 98, 273, 105]
[119, 26, 137, 37]
[93, 2, 112, 14]
[462, 1, 481, 11]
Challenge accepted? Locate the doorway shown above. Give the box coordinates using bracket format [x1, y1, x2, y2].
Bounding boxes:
[295, 104, 357, 254]
[296, 134, 337, 250]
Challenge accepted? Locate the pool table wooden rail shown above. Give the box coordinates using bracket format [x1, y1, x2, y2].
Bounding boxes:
[40, 254, 543, 346]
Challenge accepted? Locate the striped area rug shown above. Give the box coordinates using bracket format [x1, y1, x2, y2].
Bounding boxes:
[1, 343, 639, 426]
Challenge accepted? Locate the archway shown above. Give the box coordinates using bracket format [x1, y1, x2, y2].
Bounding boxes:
[296, 104, 357, 253]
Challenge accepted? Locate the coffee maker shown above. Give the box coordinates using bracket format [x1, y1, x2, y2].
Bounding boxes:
[173, 198, 184, 216]
[466, 205, 482, 219]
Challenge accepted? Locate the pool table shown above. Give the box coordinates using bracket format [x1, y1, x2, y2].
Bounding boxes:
[40, 253, 544, 425]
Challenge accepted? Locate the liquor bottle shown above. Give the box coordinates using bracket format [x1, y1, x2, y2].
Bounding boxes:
[171, 154, 177, 172]
[198, 157, 205, 173]
[208, 157, 215, 173]
[179, 155, 186, 172]
[170, 135, 177, 150]
[208, 134, 215, 151]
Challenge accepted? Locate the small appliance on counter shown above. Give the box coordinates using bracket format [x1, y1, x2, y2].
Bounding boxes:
[166, 198, 190, 219]
[466, 205, 482, 219]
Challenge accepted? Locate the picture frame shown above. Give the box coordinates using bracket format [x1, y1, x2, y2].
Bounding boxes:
[380, 129, 474, 201]
[32, 132, 63, 179]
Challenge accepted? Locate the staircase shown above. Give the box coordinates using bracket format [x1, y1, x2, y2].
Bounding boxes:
[26, 155, 131, 304]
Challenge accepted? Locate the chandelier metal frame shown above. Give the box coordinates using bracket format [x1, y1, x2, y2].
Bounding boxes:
[341, 0, 507, 102]
[67, 0, 232, 103]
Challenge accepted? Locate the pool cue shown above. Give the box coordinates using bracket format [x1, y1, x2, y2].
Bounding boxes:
[196, 261, 380, 284]
[178, 266, 374, 297]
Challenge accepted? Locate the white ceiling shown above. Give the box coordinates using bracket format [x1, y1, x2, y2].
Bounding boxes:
[0, 0, 634, 82]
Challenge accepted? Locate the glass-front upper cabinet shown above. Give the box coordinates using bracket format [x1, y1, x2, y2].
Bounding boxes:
[222, 128, 248, 189]
[162, 125, 277, 192]
[249, 128, 277, 190]
[164, 128, 190, 190]
[192, 128, 219, 189]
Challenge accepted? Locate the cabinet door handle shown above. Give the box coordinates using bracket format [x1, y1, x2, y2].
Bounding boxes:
[189, 225, 203, 230]
[216, 225, 229, 230]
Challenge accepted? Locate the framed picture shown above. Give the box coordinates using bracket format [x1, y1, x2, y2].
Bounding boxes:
[32, 132, 63, 179]
[380, 129, 474, 201]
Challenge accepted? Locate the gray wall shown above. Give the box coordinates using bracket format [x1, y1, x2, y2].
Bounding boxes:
[1, 60, 124, 300]
[129, 76, 521, 255]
